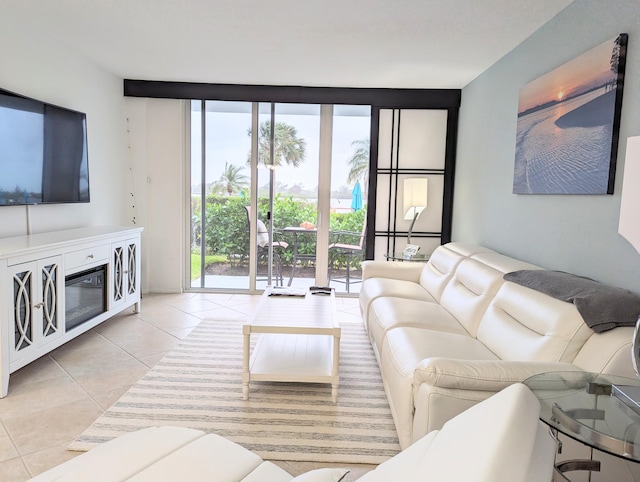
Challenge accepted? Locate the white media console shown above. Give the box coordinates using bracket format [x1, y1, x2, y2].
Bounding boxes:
[0, 226, 143, 397]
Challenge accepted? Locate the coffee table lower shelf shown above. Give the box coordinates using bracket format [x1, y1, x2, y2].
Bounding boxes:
[243, 333, 340, 402]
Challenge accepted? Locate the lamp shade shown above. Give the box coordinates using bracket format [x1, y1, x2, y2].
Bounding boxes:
[619, 136, 640, 253]
[403, 178, 428, 221]
[617, 136, 640, 383]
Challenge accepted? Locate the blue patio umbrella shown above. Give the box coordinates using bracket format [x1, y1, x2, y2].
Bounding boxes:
[351, 181, 363, 211]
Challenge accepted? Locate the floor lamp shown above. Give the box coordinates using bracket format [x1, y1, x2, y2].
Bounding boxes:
[403, 178, 428, 257]
[617, 135, 640, 407]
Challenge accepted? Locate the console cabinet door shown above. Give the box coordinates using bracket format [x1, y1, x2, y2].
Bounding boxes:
[110, 238, 140, 311]
[9, 256, 64, 363]
[125, 238, 140, 301]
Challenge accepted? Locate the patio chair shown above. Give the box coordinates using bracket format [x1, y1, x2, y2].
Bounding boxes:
[245, 206, 288, 286]
[328, 223, 366, 293]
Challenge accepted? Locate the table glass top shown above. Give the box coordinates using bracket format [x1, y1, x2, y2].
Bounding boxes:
[385, 251, 430, 261]
[524, 371, 640, 462]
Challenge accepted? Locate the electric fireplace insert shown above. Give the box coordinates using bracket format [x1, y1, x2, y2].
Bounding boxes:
[65, 265, 107, 331]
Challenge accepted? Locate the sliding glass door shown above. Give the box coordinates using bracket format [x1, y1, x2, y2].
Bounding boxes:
[256, 103, 320, 290]
[189, 100, 253, 290]
[328, 106, 371, 293]
[189, 100, 371, 294]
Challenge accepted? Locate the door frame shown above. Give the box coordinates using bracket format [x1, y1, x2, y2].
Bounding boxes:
[167, 83, 461, 292]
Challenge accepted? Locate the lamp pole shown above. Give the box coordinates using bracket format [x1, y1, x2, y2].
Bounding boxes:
[407, 210, 419, 245]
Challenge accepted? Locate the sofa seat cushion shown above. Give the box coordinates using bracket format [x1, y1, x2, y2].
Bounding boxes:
[368, 297, 469, 355]
[360, 277, 436, 330]
[380, 327, 499, 448]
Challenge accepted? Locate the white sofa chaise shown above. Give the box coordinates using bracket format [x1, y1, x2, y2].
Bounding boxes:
[360, 242, 637, 449]
[30, 384, 555, 482]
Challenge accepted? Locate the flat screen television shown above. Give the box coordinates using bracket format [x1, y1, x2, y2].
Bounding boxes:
[0, 88, 89, 206]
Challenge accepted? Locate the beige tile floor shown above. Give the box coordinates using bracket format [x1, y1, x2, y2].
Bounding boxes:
[0, 292, 375, 481]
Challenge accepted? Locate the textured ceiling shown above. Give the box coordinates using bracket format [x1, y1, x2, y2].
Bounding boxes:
[4, 0, 574, 88]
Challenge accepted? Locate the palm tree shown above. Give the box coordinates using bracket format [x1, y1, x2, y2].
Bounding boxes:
[210, 162, 249, 196]
[346, 139, 370, 187]
[610, 34, 625, 73]
[248, 121, 306, 168]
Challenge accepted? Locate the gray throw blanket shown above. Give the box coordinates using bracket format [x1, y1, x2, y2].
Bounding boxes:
[504, 270, 640, 333]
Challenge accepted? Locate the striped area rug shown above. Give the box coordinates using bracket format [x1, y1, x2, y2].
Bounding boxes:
[69, 318, 401, 464]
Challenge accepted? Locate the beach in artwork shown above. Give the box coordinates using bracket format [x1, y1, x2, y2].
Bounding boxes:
[513, 35, 624, 194]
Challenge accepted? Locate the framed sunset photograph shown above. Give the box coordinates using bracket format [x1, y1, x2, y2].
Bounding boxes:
[513, 34, 627, 194]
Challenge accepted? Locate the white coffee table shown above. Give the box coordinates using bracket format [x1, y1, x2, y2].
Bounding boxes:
[242, 287, 341, 402]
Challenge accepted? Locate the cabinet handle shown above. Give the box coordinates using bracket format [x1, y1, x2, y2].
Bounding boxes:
[34, 302, 44, 309]
[88, 254, 94, 259]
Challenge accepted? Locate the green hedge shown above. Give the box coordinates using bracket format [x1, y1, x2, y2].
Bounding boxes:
[191, 194, 366, 269]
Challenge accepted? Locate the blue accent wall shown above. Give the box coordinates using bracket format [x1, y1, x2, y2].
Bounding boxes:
[455, 0, 640, 293]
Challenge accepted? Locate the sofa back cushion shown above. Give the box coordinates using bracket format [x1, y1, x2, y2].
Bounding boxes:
[444, 242, 496, 257]
[477, 282, 593, 362]
[418, 244, 467, 302]
[471, 251, 541, 273]
[438, 258, 507, 337]
[572, 326, 635, 377]
[435, 251, 543, 337]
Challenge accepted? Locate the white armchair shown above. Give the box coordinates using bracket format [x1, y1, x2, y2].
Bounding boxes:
[358, 383, 556, 482]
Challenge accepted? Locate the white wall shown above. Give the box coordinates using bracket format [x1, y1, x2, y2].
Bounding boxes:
[126, 98, 185, 293]
[454, 0, 640, 293]
[0, 15, 130, 238]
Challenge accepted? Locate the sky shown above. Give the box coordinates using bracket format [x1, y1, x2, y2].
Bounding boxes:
[190, 102, 371, 195]
[518, 35, 619, 113]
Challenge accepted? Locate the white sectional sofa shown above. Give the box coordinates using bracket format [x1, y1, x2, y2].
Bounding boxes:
[30, 384, 555, 482]
[360, 242, 637, 449]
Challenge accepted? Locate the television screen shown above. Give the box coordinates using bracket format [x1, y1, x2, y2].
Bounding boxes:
[0, 89, 89, 206]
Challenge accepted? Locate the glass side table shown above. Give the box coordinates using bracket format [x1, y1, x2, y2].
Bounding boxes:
[384, 251, 430, 262]
[524, 371, 640, 480]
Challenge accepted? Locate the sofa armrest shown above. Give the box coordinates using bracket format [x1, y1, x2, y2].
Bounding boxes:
[362, 260, 426, 282]
[414, 357, 583, 392]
